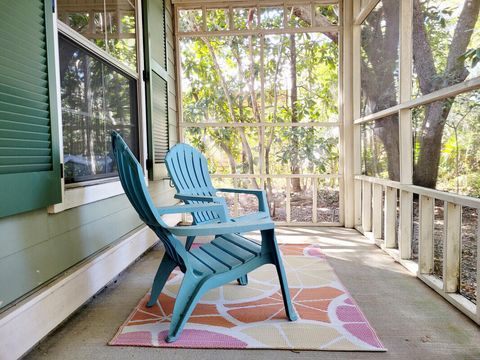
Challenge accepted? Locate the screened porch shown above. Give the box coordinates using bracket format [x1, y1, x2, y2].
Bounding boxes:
[1, 0, 480, 359]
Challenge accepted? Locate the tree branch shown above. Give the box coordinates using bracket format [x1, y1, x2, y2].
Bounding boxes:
[444, 0, 480, 86]
[412, 0, 438, 95]
[291, 5, 338, 43]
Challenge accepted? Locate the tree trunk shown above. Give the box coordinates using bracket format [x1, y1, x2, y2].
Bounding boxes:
[289, 34, 302, 192]
[202, 37, 258, 188]
[375, 115, 400, 181]
[412, 100, 453, 188]
[265, 40, 286, 209]
[219, 140, 237, 175]
[411, 0, 480, 188]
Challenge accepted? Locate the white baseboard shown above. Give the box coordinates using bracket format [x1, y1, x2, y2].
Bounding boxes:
[0, 214, 180, 360]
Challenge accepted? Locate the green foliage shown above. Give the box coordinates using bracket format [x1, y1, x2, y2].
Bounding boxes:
[180, 8, 339, 179]
[437, 92, 480, 196]
[461, 47, 480, 68]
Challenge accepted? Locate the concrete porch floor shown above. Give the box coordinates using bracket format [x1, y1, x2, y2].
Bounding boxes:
[25, 227, 480, 360]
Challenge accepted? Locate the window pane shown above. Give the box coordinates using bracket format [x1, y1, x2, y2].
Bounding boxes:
[183, 126, 260, 176]
[412, 197, 420, 262]
[178, 9, 203, 32]
[412, 91, 480, 196]
[264, 33, 338, 123]
[433, 200, 445, 279]
[207, 8, 229, 31]
[314, 4, 338, 26]
[229, 179, 260, 217]
[361, 116, 400, 181]
[267, 127, 339, 175]
[106, 8, 137, 69]
[412, 0, 480, 98]
[233, 7, 258, 30]
[360, 0, 399, 116]
[286, 5, 311, 28]
[59, 36, 138, 183]
[211, 177, 236, 215]
[57, 0, 137, 70]
[180, 36, 260, 124]
[461, 206, 477, 304]
[317, 178, 340, 223]
[260, 7, 284, 29]
[291, 177, 313, 222]
[267, 177, 287, 222]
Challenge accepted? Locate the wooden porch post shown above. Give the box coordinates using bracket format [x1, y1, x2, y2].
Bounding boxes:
[399, 0, 413, 259]
[343, 0, 355, 228]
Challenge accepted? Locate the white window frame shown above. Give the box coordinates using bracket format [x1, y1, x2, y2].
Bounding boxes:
[49, 0, 149, 213]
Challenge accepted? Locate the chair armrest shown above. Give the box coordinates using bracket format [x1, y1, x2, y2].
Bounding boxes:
[174, 193, 223, 203]
[216, 187, 269, 212]
[167, 218, 275, 237]
[232, 212, 270, 222]
[156, 203, 228, 222]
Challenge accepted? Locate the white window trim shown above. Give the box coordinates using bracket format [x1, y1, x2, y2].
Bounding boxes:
[49, 180, 125, 213]
[49, 0, 149, 213]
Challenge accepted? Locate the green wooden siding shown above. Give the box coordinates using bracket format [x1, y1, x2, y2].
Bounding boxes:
[0, 184, 175, 310]
[0, 0, 61, 217]
[0, 0, 178, 311]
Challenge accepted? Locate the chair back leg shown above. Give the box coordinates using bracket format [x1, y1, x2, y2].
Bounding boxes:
[237, 275, 248, 286]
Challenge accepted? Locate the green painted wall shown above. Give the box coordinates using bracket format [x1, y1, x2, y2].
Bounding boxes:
[0, 183, 175, 310]
[0, 0, 178, 311]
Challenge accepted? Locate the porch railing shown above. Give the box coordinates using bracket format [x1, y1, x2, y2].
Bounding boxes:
[355, 175, 480, 325]
[212, 174, 343, 226]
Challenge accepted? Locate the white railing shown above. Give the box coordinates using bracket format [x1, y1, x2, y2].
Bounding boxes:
[212, 174, 343, 226]
[355, 175, 480, 325]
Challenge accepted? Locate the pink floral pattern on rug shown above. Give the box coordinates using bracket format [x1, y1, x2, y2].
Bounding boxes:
[109, 244, 386, 351]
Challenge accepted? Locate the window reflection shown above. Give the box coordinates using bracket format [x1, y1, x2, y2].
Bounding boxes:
[59, 35, 138, 183]
[57, 0, 137, 70]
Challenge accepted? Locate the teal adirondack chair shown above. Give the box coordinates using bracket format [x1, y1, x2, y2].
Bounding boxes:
[111, 131, 297, 343]
[165, 143, 271, 285]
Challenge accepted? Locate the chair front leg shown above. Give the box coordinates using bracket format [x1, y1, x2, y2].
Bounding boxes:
[167, 271, 205, 343]
[262, 228, 298, 321]
[147, 254, 177, 308]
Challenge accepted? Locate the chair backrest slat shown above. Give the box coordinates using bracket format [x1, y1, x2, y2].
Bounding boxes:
[166, 144, 220, 224]
[191, 150, 214, 195]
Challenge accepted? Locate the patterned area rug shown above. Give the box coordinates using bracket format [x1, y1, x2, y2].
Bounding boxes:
[109, 244, 386, 351]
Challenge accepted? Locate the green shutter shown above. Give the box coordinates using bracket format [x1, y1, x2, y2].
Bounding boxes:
[143, 0, 170, 180]
[148, 0, 167, 70]
[0, 0, 61, 217]
[151, 72, 169, 164]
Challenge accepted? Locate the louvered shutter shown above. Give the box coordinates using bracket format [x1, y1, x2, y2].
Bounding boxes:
[151, 72, 169, 163]
[143, 0, 169, 180]
[0, 0, 61, 217]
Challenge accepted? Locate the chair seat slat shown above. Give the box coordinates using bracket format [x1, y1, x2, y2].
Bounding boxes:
[199, 243, 243, 269]
[222, 234, 262, 255]
[187, 253, 214, 275]
[190, 248, 230, 273]
[212, 236, 257, 262]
